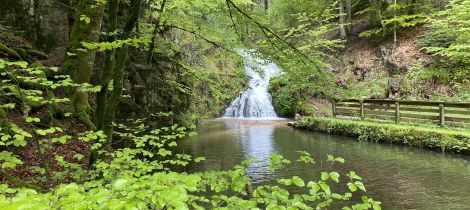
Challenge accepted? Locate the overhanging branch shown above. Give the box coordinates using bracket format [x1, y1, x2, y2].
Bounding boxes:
[167, 25, 234, 53]
[225, 0, 309, 60]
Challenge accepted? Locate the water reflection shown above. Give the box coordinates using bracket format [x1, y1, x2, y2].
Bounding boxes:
[178, 119, 470, 210]
[180, 120, 279, 182]
[224, 120, 276, 183]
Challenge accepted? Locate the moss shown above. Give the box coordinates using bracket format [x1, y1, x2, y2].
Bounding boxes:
[62, 0, 105, 128]
[25, 49, 48, 59]
[95, 0, 119, 130]
[269, 76, 296, 117]
[295, 117, 470, 154]
[0, 42, 22, 59]
[189, 51, 247, 119]
[102, 0, 142, 145]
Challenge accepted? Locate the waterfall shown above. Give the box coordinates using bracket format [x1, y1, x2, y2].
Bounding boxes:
[223, 50, 281, 119]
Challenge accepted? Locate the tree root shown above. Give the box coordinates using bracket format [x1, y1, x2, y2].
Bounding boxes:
[25, 49, 48, 60]
[73, 92, 96, 130]
[0, 42, 22, 60]
[76, 111, 96, 130]
[0, 42, 48, 61]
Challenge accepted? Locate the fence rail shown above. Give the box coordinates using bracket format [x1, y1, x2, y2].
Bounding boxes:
[332, 99, 470, 126]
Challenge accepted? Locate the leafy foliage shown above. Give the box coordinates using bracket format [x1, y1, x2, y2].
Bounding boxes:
[358, 0, 431, 37]
[1, 133, 381, 209]
[257, 2, 343, 116]
[420, 0, 470, 62]
[0, 59, 102, 187]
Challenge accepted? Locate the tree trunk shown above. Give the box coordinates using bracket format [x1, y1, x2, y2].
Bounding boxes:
[102, 0, 142, 144]
[339, 0, 347, 40]
[147, 22, 160, 63]
[95, 0, 119, 130]
[346, 0, 352, 34]
[393, 0, 397, 49]
[370, 0, 386, 35]
[63, 0, 105, 129]
[33, 0, 40, 46]
[147, 0, 167, 63]
[264, 0, 269, 14]
[408, 0, 416, 15]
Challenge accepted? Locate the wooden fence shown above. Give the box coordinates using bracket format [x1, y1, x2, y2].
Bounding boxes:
[332, 99, 470, 126]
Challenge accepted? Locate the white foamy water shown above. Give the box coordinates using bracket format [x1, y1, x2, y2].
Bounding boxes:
[223, 50, 281, 119]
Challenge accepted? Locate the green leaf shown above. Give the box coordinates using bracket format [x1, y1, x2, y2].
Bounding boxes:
[1, 135, 10, 141]
[335, 157, 345, 163]
[113, 178, 128, 190]
[347, 171, 362, 180]
[373, 203, 382, 210]
[36, 130, 47, 136]
[319, 182, 330, 194]
[26, 117, 40, 123]
[292, 176, 305, 187]
[13, 134, 25, 142]
[329, 172, 340, 183]
[2, 162, 16, 169]
[278, 178, 292, 186]
[7, 61, 28, 68]
[327, 155, 345, 163]
[355, 181, 366, 192]
[194, 157, 205, 163]
[347, 182, 357, 192]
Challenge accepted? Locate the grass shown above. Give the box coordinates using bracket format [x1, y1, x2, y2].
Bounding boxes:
[335, 118, 470, 136]
[295, 116, 470, 154]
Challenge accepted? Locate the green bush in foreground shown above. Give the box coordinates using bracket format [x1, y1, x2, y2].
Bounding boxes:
[0, 119, 381, 209]
[0, 133, 381, 210]
[296, 117, 470, 154]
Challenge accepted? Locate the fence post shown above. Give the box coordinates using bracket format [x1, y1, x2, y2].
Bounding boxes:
[360, 100, 365, 120]
[332, 100, 337, 118]
[395, 102, 400, 124]
[439, 103, 445, 126]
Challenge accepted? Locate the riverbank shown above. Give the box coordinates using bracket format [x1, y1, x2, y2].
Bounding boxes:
[294, 117, 470, 154]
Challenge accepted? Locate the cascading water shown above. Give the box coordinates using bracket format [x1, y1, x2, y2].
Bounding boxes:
[223, 50, 281, 118]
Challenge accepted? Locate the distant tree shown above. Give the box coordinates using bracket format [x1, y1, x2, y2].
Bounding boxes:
[421, 0, 470, 63]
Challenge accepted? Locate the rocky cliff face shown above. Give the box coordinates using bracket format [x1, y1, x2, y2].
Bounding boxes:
[0, 0, 72, 62]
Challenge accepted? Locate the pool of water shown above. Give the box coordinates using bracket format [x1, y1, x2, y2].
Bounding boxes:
[177, 119, 470, 210]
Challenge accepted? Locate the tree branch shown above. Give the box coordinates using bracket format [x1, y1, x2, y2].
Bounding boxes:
[225, 0, 309, 60]
[167, 25, 234, 53]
